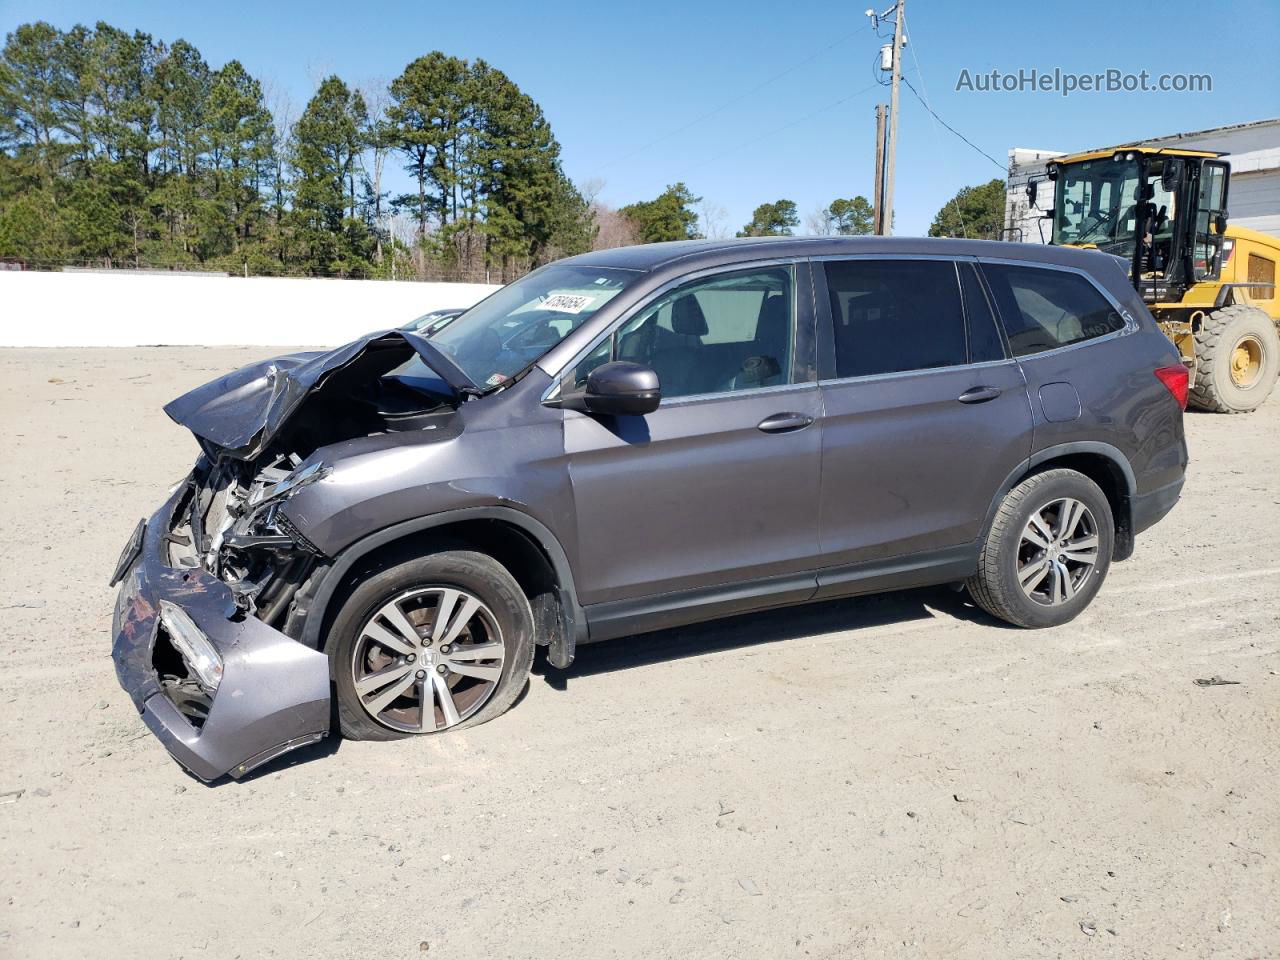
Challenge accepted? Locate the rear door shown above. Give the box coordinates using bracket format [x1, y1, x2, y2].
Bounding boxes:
[813, 256, 1033, 585]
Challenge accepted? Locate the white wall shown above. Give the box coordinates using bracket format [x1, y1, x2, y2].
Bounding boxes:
[0, 271, 500, 347]
[1005, 147, 1064, 244]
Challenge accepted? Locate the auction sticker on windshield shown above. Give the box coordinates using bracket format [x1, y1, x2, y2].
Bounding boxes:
[540, 293, 596, 314]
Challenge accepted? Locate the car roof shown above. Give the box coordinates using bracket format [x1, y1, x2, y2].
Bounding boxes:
[558, 235, 1119, 275]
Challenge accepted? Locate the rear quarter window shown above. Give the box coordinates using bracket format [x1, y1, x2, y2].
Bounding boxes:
[981, 263, 1127, 357]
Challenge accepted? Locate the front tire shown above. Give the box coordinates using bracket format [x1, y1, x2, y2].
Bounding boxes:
[966, 469, 1114, 628]
[329, 550, 534, 741]
[1189, 304, 1279, 413]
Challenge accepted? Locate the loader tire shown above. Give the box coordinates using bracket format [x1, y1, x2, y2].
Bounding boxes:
[1189, 304, 1279, 413]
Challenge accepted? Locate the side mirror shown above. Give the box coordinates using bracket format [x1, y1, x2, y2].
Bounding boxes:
[1214, 212, 1229, 234]
[1161, 158, 1182, 193]
[1025, 178, 1040, 209]
[563, 361, 661, 416]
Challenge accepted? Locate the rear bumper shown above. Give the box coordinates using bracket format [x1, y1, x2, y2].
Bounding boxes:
[1132, 475, 1184, 535]
[111, 487, 330, 782]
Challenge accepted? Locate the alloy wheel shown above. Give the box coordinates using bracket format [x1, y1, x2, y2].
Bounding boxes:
[1016, 497, 1100, 606]
[350, 586, 505, 733]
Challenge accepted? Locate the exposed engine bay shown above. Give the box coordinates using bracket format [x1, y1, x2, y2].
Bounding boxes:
[164, 339, 461, 638]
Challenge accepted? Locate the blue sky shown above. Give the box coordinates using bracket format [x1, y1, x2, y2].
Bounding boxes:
[5, 0, 1278, 235]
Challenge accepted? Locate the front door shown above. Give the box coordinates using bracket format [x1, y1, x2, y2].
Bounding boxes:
[814, 257, 1034, 579]
[561, 264, 823, 606]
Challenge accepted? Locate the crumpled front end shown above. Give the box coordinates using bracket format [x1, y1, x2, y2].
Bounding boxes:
[112, 330, 476, 780]
[111, 485, 330, 782]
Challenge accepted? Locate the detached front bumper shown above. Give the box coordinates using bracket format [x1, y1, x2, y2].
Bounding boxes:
[111, 487, 330, 781]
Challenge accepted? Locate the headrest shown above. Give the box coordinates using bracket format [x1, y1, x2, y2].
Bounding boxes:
[671, 294, 708, 336]
[757, 294, 786, 331]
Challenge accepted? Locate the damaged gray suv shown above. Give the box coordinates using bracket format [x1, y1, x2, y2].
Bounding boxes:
[111, 236, 1189, 780]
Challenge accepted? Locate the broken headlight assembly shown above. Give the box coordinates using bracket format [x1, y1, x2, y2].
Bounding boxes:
[158, 599, 224, 693]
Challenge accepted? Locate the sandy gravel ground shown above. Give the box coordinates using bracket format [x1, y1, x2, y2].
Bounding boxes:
[0, 347, 1276, 960]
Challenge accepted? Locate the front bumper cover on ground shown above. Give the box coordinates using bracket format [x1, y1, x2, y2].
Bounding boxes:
[111, 487, 330, 781]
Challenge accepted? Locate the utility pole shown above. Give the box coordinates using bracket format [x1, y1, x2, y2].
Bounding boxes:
[875, 0, 906, 238]
[883, 0, 905, 236]
[873, 104, 886, 234]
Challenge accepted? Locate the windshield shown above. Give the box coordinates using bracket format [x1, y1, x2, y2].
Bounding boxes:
[401, 310, 460, 336]
[427, 265, 639, 388]
[1053, 157, 1179, 261]
[1052, 157, 1144, 254]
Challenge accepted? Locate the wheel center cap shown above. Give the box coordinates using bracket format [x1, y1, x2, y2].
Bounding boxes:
[420, 647, 437, 667]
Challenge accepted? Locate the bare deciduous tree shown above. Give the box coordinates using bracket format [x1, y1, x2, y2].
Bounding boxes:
[359, 79, 393, 265]
[590, 202, 638, 250]
[805, 206, 833, 236]
[698, 201, 728, 240]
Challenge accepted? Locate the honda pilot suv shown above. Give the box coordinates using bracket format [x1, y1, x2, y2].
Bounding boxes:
[110, 236, 1189, 780]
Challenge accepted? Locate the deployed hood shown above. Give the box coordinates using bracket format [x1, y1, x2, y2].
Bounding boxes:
[164, 330, 479, 460]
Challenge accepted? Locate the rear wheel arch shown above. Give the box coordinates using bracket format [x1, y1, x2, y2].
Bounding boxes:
[967, 467, 1115, 627]
[296, 507, 584, 665]
[984, 443, 1136, 562]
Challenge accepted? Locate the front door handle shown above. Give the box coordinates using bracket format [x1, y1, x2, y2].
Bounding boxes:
[757, 412, 814, 433]
[957, 385, 1003, 404]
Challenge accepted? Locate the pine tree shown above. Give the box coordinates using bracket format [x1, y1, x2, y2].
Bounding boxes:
[289, 75, 371, 276]
[620, 184, 702, 243]
[737, 199, 798, 237]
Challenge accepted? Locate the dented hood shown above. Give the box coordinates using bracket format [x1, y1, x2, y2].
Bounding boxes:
[164, 330, 478, 460]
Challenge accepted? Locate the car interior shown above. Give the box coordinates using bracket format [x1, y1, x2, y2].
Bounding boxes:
[615, 282, 792, 397]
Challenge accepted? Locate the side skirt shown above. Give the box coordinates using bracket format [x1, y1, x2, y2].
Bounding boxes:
[583, 542, 979, 644]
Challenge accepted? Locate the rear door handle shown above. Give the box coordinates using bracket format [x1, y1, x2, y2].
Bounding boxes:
[757, 412, 814, 433]
[957, 386, 1003, 404]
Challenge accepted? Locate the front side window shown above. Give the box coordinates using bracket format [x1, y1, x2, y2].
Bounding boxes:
[569, 267, 795, 399]
[824, 259, 967, 378]
[981, 263, 1127, 357]
[429, 265, 639, 388]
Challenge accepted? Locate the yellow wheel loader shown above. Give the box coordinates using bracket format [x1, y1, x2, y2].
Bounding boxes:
[1029, 146, 1280, 412]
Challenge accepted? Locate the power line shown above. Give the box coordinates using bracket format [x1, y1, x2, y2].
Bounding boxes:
[594, 30, 862, 173]
[684, 81, 882, 175]
[899, 16, 968, 237]
[900, 74, 1005, 172]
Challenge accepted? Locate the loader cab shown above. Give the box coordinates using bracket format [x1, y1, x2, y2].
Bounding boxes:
[1045, 148, 1230, 304]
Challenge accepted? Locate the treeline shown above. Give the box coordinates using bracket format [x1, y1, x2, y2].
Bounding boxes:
[605, 184, 875, 245]
[0, 21, 892, 282]
[0, 21, 592, 281]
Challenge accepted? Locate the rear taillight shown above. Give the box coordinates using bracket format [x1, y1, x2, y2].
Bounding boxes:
[1155, 364, 1189, 410]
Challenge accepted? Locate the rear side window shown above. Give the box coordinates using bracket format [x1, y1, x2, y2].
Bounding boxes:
[824, 259, 966, 378]
[981, 263, 1127, 357]
[959, 263, 1006, 364]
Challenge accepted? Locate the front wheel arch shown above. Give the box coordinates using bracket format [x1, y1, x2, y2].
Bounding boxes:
[295, 507, 585, 665]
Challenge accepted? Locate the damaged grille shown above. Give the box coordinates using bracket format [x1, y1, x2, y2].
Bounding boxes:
[273, 510, 321, 556]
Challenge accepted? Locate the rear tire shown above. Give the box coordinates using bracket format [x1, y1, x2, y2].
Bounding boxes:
[1189, 304, 1279, 413]
[330, 550, 534, 741]
[967, 469, 1114, 629]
